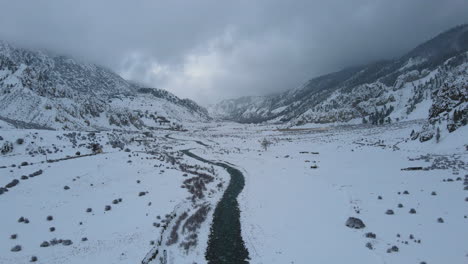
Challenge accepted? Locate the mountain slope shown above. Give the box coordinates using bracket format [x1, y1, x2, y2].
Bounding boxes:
[0, 41, 210, 130]
[210, 24, 468, 131]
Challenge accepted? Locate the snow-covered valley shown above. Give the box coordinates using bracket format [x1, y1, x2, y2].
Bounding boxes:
[0, 20, 467, 264]
[1, 120, 466, 263]
[199, 122, 467, 264]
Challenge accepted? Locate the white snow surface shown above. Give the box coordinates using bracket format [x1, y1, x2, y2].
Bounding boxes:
[1, 120, 467, 264]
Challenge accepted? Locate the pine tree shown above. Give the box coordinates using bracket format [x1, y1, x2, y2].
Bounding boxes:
[260, 138, 272, 151]
[453, 110, 462, 122]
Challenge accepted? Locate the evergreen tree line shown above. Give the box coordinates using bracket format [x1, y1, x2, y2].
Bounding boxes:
[363, 105, 394, 125]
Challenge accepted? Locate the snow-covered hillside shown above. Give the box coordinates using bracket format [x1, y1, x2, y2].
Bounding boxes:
[210, 25, 468, 135]
[0, 41, 210, 131]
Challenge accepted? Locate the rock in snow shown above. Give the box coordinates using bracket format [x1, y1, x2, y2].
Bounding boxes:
[345, 217, 366, 229]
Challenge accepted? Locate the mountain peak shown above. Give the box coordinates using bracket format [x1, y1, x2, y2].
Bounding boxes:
[0, 42, 210, 130]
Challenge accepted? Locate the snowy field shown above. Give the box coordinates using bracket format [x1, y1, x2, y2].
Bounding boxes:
[187, 121, 467, 264]
[1, 120, 467, 264]
[0, 129, 228, 264]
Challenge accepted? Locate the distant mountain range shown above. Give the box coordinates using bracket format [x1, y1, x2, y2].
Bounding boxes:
[0, 41, 210, 130]
[209, 24, 467, 137]
[1, 25, 466, 139]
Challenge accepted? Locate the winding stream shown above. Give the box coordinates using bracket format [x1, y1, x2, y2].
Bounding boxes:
[182, 150, 250, 264]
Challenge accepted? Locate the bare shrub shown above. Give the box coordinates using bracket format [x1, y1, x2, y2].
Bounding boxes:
[11, 245, 21, 252]
[166, 212, 188, 246]
[182, 204, 211, 233]
[260, 138, 272, 151]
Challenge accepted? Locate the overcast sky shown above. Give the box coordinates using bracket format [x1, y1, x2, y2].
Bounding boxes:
[0, 0, 467, 105]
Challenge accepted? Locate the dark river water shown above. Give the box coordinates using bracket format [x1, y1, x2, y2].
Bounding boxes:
[182, 150, 250, 264]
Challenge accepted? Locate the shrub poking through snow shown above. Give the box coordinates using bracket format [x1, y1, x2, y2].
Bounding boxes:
[30, 256, 38, 262]
[105, 205, 111, 211]
[86, 208, 92, 213]
[409, 208, 417, 214]
[47, 215, 53, 221]
[345, 217, 366, 229]
[180, 205, 211, 251]
[16, 138, 24, 145]
[437, 217, 444, 223]
[28, 170, 43, 177]
[387, 245, 399, 253]
[1, 141, 13, 154]
[166, 212, 189, 246]
[260, 138, 272, 151]
[40, 241, 50, 247]
[5, 179, 19, 188]
[385, 209, 394, 215]
[90, 143, 103, 154]
[10, 234, 17, 239]
[11, 245, 21, 252]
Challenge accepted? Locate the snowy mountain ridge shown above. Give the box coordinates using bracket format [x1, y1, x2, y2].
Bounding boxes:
[0, 41, 210, 131]
[209, 24, 468, 136]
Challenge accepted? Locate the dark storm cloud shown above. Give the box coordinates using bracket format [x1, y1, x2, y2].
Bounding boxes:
[0, 0, 467, 104]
